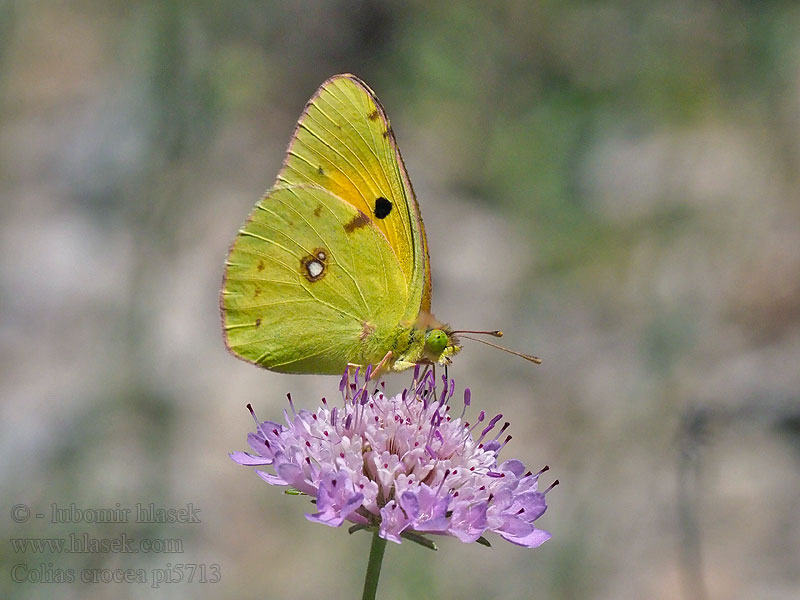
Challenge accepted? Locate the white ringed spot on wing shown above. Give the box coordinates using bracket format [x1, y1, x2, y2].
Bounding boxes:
[301, 247, 329, 282]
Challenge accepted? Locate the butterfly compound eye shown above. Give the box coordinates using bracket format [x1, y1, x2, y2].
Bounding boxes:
[425, 329, 449, 354]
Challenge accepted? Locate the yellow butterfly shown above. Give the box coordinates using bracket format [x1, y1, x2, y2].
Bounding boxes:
[220, 74, 540, 375]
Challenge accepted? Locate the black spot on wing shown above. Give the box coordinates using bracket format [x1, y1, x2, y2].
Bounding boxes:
[374, 196, 392, 219]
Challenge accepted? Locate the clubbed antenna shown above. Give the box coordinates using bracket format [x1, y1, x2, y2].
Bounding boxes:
[458, 333, 542, 365]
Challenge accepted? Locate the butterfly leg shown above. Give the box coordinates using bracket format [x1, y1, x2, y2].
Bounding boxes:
[419, 364, 430, 384]
[344, 354, 391, 391]
[369, 351, 394, 380]
[346, 352, 393, 383]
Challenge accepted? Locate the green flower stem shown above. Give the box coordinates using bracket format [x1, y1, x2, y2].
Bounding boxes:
[361, 530, 388, 600]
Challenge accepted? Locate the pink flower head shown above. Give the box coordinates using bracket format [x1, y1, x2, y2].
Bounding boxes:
[230, 367, 556, 547]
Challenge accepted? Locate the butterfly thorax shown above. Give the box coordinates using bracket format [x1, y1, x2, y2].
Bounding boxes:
[381, 313, 461, 372]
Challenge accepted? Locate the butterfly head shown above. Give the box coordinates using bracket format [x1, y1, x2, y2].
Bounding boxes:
[424, 327, 461, 365]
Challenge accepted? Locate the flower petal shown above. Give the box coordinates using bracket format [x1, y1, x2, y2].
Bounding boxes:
[378, 501, 409, 543]
[306, 472, 363, 527]
[229, 451, 272, 466]
[500, 527, 552, 548]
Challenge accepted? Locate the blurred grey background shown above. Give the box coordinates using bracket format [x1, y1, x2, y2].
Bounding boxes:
[2, 2, 799, 599]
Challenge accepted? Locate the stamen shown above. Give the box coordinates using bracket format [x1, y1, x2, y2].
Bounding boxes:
[460, 388, 471, 420]
[467, 410, 486, 437]
[438, 375, 448, 405]
[435, 469, 451, 495]
[247, 404, 269, 440]
[497, 435, 512, 453]
[491, 422, 511, 443]
[544, 479, 559, 494]
[479, 414, 504, 441]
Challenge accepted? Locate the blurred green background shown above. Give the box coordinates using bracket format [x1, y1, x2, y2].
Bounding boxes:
[2, 1, 799, 599]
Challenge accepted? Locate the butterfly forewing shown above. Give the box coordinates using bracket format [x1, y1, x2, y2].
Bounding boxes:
[276, 74, 430, 320]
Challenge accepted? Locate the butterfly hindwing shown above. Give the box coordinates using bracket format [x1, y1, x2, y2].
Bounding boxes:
[222, 185, 408, 374]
